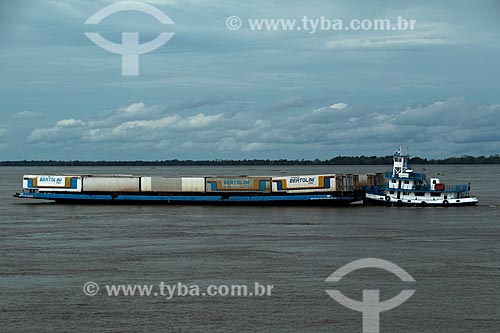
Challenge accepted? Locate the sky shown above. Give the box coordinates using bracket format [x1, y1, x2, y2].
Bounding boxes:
[1, 0, 500, 160]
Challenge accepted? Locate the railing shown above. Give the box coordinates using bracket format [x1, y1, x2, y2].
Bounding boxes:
[382, 182, 469, 193]
[445, 184, 469, 192]
[384, 182, 431, 191]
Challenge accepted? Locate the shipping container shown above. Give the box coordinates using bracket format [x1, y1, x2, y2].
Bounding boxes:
[358, 173, 376, 187]
[353, 174, 360, 190]
[375, 173, 386, 187]
[342, 174, 354, 191]
[141, 177, 182, 192]
[141, 177, 205, 192]
[23, 175, 83, 192]
[181, 178, 205, 192]
[82, 176, 140, 192]
[334, 174, 344, 191]
[206, 177, 271, 193]
[272, 174, 337, 193]
[358, 174, 367, 187]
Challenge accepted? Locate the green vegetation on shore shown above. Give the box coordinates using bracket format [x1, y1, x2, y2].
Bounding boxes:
[1, 155, 499, 166]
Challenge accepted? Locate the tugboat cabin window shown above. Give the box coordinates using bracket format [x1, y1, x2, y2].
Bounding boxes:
[404, 180, 410, 184]
[394, 157, 402, 162]
[431, 193, 441, 197]
[389, 191, 394, 194]
[444, 195, 448, 199]
[392, 180, 397, 183]
[415, 192, 425, 196]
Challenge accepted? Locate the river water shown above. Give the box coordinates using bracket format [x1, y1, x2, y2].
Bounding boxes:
[0, 165, 499, 332]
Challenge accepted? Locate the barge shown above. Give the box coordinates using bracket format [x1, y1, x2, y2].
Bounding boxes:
[14, 174, 368, 205]
[364, 147, 479, 206]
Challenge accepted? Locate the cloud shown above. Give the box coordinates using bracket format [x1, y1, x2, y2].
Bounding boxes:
[25, 98, 500, 158]
[270, 96, 315, 110]
[12, 111, 42, 119]
[312, 102, 348, 115]
[119, 102, 147, 114]
[330, 103, 347, 110]
[173, 96, 234, 111]
[177, 113, 223, 129]
[56, 119, 85, 127]
[393, 97, 500, 129]
[27, 102, 246, 147]
[326, 37, 452, 50]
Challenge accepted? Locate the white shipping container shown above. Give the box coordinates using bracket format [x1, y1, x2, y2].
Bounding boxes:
[22, 176, 33, 189]
[140, 177, 182, 192]
[140, 177, 153, 192]
[353, 174, 360, 190]
[23, 175, 82, 192]
[360, 174, 376, 187]
[82, 176, 140, 192]
[342, 174, 354, 191]
[271, 174, 337, 193]
[140, 177, 205, 192]
[334, 174, 344, 191]
[181, 178, 205, 192]
[358, 174, 368, 187]
[340, 174, 361, 191]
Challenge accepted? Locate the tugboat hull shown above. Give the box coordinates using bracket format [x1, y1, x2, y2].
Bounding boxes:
[364, 193, 479, 206]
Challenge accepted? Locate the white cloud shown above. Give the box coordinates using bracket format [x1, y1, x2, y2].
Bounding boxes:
[326, 37, 451, 50]
[330, 103, 348, 110]
[242, 142, 276, 152]
[119, 102, 147, 114]
[12, 111, 42, 119]
[177, 113, 223, 129]
[111, 115, 179, 135]
[56, 119, 85, 127]
[312, 102, 348, 115]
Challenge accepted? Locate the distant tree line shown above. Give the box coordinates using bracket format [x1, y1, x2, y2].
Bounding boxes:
[1, 155, 499, 166]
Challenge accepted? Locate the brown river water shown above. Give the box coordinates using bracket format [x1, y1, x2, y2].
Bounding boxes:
[1, 165, 499, 332]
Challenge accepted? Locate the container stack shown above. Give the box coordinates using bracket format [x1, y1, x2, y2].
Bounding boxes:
[22, 173, 366, 194]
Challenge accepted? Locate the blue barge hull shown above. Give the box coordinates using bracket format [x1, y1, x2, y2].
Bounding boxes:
[13, 191, 362, 205]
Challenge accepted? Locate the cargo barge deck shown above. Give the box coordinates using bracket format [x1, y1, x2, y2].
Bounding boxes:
[14, 174, 368, 205]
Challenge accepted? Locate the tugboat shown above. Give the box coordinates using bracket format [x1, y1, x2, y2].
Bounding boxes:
[364, 147, 479, 206]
